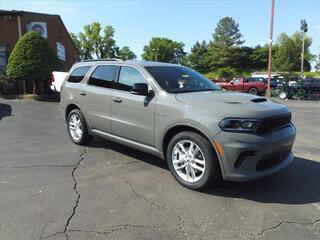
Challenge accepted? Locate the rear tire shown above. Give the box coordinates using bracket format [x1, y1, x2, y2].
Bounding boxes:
[67, 109, 92, 145]
[166, 131, 221, 190]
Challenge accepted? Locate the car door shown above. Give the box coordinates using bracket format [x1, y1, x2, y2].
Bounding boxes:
[111, 66, 155, 146]
[78, 64, 119, 132]
[231, 78, 243, 91]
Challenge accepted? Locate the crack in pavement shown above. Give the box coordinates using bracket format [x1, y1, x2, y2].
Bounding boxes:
[68, 224, 179, 240]
[251, 218, 320, 237]
[0, 164, 75, 169]
[63, 147, 87, 240]
[125, 179, 189, 240]
[40, 147, 87, 240]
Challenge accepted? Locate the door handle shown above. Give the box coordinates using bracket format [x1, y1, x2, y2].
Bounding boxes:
[79, 91, 86, 96]
[113, 97, 122, 103]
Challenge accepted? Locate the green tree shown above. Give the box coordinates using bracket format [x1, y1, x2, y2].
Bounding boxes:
[249, 45, 269, 70]
[273, 32, 312, 71]
[116, 46, 136, 60]
[142, 37, 186, 63]
[70, 32, 92, 60]
[188, 40, 209, 72]
[70, 22, 118, 60]
[7, 32, 59, 93]
[207, 17, 244, 70]
[315, 54, 320, 72]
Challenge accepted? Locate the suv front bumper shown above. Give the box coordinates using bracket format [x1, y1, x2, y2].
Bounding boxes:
[213, 123, 296, 181]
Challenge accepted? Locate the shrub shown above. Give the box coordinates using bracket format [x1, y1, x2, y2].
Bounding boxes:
[216, 67, 238, 79]
[6, 32, 59, 93]
[0, 74, 15, 95]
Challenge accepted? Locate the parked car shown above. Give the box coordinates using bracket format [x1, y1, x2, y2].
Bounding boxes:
[208, 77, 225, 84]
[50, 71, 68, 92]
[217, 77, 267, 95]
[60, 59, 296, 190]
[269, 78, 284, 89]
[278, 78, 320, 100]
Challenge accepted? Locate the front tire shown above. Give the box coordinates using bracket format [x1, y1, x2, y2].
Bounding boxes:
[279, 91, 287, 100]
[166, 131, 221, 190]
[248, 87, 258, 95]
[67, 109, 92, 145]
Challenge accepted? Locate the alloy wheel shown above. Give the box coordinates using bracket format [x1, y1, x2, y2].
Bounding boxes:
[69, 113, 83, 141]
[171, 140, 206, 183]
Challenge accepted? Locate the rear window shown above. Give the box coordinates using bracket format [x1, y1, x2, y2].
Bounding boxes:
[88, 65, 118, 88]
[67, 66, 91, 83]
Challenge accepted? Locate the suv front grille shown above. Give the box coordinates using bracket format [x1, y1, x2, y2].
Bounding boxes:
[257, 113, 291, 133]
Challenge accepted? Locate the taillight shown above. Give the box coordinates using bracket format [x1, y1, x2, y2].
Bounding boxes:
[50, 74, 55, 84]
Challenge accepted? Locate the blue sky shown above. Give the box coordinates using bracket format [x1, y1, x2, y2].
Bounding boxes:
[1, 0, 319, 61]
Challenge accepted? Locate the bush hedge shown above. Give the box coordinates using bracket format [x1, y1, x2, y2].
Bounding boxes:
[7, 32, 59, 84]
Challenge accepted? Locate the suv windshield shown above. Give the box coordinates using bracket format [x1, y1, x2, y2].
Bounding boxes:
[145, 66, 220, 93]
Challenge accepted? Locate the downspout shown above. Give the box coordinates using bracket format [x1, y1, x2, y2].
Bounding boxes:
[17, 15, 22, 38]
[17, 14, 26, 94]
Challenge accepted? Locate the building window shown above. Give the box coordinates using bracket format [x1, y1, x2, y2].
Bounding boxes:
[0, 45, 7, 71]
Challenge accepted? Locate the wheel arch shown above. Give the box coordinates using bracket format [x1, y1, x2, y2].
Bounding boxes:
[65, 103, 80, 121]
[161, 124, 217, 158]
[161, 124, 224, 178]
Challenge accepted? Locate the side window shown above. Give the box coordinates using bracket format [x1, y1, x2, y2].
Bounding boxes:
[67, 66, 91, 83]
[88, 65, 118, 88]
[116, 66, 147, 92]
[232, 79, 241, 84]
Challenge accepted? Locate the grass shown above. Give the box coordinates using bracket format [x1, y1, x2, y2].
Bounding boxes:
[203, 70, 320, 79]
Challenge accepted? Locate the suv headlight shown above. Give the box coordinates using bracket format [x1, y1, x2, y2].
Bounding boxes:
[219, 118, 259, 132]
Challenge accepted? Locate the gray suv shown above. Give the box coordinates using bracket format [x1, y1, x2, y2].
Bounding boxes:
[60, 59, 296, 190]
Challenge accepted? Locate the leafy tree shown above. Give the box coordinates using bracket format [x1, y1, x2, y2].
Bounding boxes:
[188, 40, 209, 72]
[70, 22, 118, 60]
[249, 45, 269, 70]
[212, 17, 244, 48]
[292, 32, 313, 71]
[116, 46, 136, 60]
[273, 32, 312, 71]
[216, 67, 238, 79]
[315, 54, 320, 72]
[7, 32, 59, 93]
[207, 17, 244, 70]
[142, 37, 186, 64]
[70, 32, 91, 60]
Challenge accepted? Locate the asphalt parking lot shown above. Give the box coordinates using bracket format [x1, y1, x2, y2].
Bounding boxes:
[0, 98, 319, 240]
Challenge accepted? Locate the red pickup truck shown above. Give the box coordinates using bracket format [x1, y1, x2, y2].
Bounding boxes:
[217, 77, 267, 95]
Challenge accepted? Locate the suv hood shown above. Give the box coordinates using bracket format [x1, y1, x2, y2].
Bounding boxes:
[175, 91, 289, 119]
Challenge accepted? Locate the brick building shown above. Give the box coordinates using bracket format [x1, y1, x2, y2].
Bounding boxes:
[0, 10, 79, 71]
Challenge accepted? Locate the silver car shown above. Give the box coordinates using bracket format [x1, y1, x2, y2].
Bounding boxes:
[60, 59, 296, 190]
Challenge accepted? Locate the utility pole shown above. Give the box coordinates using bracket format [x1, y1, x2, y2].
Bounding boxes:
[266, 0, 275, 97]
[152, 48, 159, 62]
[300, 19, 308, 79]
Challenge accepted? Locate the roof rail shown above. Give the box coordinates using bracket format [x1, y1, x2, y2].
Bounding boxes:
[81, 58, 123, 62]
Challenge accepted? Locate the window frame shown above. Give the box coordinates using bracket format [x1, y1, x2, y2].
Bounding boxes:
[67, 66, 92, 83]
[86, 64, 120, 89]
[114, 65, 149, 93]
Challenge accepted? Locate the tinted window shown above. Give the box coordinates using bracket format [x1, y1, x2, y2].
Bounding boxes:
[116, 66, 147, 92]
[67, 66, 91, 83]
[88, 65, 118, 88]
[145, 66, 219, 93]
[232, 79, 241, 84]
[247, 77, 264, 83]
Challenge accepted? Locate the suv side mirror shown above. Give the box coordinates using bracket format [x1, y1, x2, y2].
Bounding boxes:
[131, 83, 150, 96]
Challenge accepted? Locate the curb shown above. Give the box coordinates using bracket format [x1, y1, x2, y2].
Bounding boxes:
[1, 94, 60, 101]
